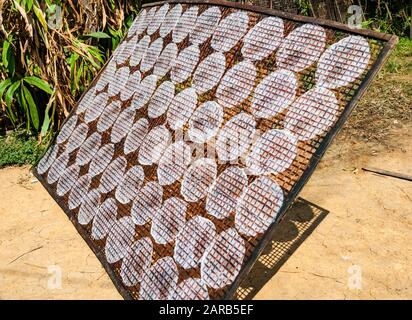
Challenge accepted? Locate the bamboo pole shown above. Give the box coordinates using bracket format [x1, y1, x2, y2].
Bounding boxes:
[362, 167, 412, 182]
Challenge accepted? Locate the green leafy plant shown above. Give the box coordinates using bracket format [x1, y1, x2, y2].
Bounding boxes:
[0, 73, 53, 131]
[296, 0, 312, 16]
[359, 0, 411, 36]
[0, 0, 140, 139]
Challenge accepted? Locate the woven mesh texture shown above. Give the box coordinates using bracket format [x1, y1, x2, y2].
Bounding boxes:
[35, 1, 391, 300]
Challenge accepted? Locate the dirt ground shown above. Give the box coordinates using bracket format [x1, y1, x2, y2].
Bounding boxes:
[0, 124, 411, 300]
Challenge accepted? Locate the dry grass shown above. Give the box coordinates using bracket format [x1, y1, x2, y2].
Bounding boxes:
[339, 37, 412, 143]
[0, 0, 140, 136]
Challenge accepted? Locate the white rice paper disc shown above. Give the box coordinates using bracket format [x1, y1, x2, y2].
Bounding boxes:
[188, 101, 223, 143]
[153, 43, 178, 78]
[166, 88, 198, 130]
[235, 176, 284, 237]
[120, 237, 153, 287]
[192, 52, 226, 94]
[200, 228, 245, 289]
[91, 197, 117, 240]
[66, 123, 89, 153]
[174, 216, 217, 269]
[131, 181, 163, 226]
[95, 61, 116, 92]
[56, 115, 78, 144]
[242, 16, 284, 61]
[211, 11, 249, 52]
[147, 81, 175, 119]
[316, 35, 371, 89]
[99, 156, 127, 193]
[138, 125, 171, 165]
[76, 132, 102, 166]
[37, 144, 59, 175]
[139, 256, 179, 300]
[96, 100, 121, 133]
[111, 107, 136, 144]
[47, 152, 70, 184]
[216, 60, 257, 109]
[157, 141, 192, 186]
[168, 278, 210, 300]
[215, 112, 256, 162]
[105, 216, 136, 264]
[114, 38, 136, 65]
[181, 158, 217, 202]
[68, 174, 92, 210]
[159, 4, 182, 38]
[130, 35, 150, 67]
[172, 6, 198, 44]
[127, 9, 148, 38]
[145, 7, 158, 30]
[151, 197, 187, 245]
[276, 24, 326, 72]
[246, 129, 298, 175]
[171, 44, 200, 84]
[108, 66, 130, 97]
[147, 3, 169, 36]
[251, 69, 297, 119]
[120, 71, 142, 101]
[56, 164, 80, 197]
[190, 6, 221, 45]
[141, 38, 163, 73]
[206, 166, 248, 220]
[131, 75, 158, 110]
[84, 92, 109, 123]
[115, 165, 145, 204]
[284, 86, 339, 141]
[88, 143, 115, 177]
[78, 188, 101, 226]
[107, 67, 130, 97]
[76, 87, 97, 115]
[124, 118, 149, 155]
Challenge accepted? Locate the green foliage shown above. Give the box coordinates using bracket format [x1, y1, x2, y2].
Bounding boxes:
[0, 130, 47, 167]
[382, 37, 412, 75]
[0, 0, 140, 137]
[349, 37, 412, 142]
[296, 0, 312, 16]
[2, 40, 15, 75]
[392, 37, 412, 59]
[0, 75, 53, 131]
[360, 0, 411, 37]
[294, 1, 410, 37]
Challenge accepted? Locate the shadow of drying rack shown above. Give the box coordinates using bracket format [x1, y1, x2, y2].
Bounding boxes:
[236, 197, 329, 300]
